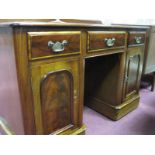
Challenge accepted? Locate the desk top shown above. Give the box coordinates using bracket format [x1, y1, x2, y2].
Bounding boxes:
[0, 19, 149, 29]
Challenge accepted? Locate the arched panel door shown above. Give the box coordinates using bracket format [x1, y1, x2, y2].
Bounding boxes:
[30, 59, 81, 135]
[125, 54, 140, 96]
[124, 46, 144, 100]
[41, 70, 73, 134]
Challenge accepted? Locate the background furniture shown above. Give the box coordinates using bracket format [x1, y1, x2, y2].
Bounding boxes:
[0, 20, 148, 135]
[142, 26, 155, 91]
[141, 73, 155, 91]
[141, 26, 155, 74]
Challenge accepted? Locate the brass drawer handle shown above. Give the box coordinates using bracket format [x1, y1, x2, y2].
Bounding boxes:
[48, 40, 68, 53]
[104, 38, 116, 47]
[135, 37, 142, 44]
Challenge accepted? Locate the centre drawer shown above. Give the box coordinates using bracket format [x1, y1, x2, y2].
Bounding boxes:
[87, 31, 126, 52]
[28, 31, 81, 60]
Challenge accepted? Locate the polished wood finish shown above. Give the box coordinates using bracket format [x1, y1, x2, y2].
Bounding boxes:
[13, 28, 36, 134]
[85, 53, 125, 106]
[85, 93, 140, 120]
[28, 31, 81, 60]
[0, 20, 149, 29]
[88, 31, 126, 52]
[41, 70, 73, 134]
[31, 58, 81, 134]
[85, 31, 146, 120]
[128, 32, 146, 47]
[60, 19, 102, 24]
[124, 46, 144, 101]
[58, 124, 86, 135]
[0, 20, 148, 134]
[0, 19, 102, 25]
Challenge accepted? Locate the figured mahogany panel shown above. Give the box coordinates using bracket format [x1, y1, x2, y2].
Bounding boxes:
[128, 32, 146, 46]
[126, 55, 140, 95]
[41, 70, 73, 134]
[28, 31, 81, 60]
[88, 31, 126, 52]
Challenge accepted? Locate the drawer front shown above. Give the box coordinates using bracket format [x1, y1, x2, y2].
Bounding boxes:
[128, 32, 146, 46]
[88, 31, 126, 52]
[28, 31, 81, 60]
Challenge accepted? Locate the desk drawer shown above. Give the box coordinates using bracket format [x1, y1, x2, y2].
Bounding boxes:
[128, 32, 146, 46]
[88, 31, 126, 52]
[28, 31, 81, 60]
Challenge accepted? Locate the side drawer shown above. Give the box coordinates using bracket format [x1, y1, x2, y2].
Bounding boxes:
[88, 31, 126, 52]
[128, 31, 146, 47]
[28, 31, 81, 60]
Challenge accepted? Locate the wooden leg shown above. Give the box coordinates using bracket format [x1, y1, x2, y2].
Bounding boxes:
[151, 72, 155, 91]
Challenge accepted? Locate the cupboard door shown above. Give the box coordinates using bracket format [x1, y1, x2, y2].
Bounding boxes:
[124, 47, 144, 100]
[30, 59, 80, 135]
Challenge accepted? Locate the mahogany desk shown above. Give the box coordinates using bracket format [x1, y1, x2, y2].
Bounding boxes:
[0, 20, 148, 134]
